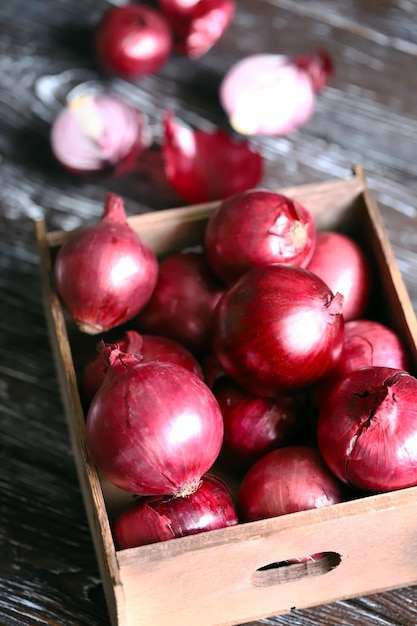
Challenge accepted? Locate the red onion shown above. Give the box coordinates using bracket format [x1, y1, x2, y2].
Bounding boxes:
[219, 49, 333, 135]
[54, 193, 158, 334]
[81, 329, 204, 402]
[113, 474, 238, 549]
[50, 93, 152, 175]
[205, 189, 316, 284]
[238, 446, 348, 522]
[317, 367, 417, 493]
[86, 346, 224, 496]
[134, 251, 225, 355]
[307, 231, 372, 321]
[158, 0, 236, 59]
[212, 265, 344, 396]
[95, 4, 173, 79]
[212, 376, 303, 471]
[162, 111, 263, 204]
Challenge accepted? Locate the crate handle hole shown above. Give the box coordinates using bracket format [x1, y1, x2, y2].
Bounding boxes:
[251, 551, 341, 587]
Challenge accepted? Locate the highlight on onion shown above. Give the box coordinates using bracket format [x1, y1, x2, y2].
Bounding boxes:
[204, 189, 316, 284]
[238, 446, 348, 522]
[54, 193, 158, 335]
[317, 367, 417, 493]
[50, 93, 152, 175]
[162, 111, 263, 204]
[212, 264, 344, 396]
[86, 346, 224, 496]
[113, 474, 238, 549]
[307, 231, 372, 321]
[95, 4, 173, 79]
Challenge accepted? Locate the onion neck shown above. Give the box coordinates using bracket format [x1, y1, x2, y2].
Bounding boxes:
[326, 291, 344, 317]
[102, 192, 128, 224]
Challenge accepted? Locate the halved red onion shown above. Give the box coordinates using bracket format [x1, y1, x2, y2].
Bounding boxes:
[162, 111, 263, 204]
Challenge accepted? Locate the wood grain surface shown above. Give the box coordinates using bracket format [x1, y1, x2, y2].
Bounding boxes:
[2, 1, 417, 625]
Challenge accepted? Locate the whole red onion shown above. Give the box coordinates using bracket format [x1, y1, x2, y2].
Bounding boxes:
[86, 346, 224, 496]
[81, 330, 204, 402]
[134, 251, 225, 355]
[212, 265, 344, 396]
[307, 231, 372, 321]
[95, 4, 173, 79]
[212, 376, 303, 471]
[113, 474, 238, 549]
[317, 367, 417, 493]
[50, 93, 152, 175]
[205, 189, 316, 284]
[54, 193, 158, 334]
[238, 446, 347, 522]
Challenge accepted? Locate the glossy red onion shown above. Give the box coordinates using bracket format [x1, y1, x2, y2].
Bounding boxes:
[113, 474, 238, 549]
[307, 231, 372, 321]
[95, 4, 172, 79]
[212, 265, 344, 396]
[212, 376, 303, 471]
[162, 111, 263, 204]
[50, 93, 152, 175]
[205, 189, 316, 284]
[54, 193, 158, 334]
[134, 251, 225, 355]
[86, 347, 224, 496]
[81, 329, 204, 401]
[238, 446, 347, 522]
[317, 367, 417, 493]
[158, 0, 236, 59]
[220, 50, 333, 136]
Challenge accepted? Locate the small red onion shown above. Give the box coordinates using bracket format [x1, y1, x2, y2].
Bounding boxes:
[50, 93, 152, 175]
[162, 111, 263, 204]
[113, 474, 238, 549]
[317, 367, 417, 493]
[205, 189, 316, 284]
[220, 50, 333, 135]
[86, 346, 224, 496]
[212, 265, 344, 396]
[95, 4, 173, 79]
[54, 193, 158, 334]
[134, 251, 226, 355]
[158, 0, 236, 59]
[238, 446, 348, 522]
[307, 231, 372, 321]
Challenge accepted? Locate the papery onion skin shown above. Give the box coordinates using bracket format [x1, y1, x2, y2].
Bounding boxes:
[212, 265, 344, 396]
[113, 474, 238, 549]
[54, 193, 158, 334]
[307, 231, 372, 321]
[81, 330, 204, 402]
[95, 4, 172, 79]
[134, 251, 225, 355]
[162, 111, 263, 204]
[86, 349, 224, 496]
[238, 446, 348, 522]
[205, 189, 316, 284]
[212, 376, 303, 471]
[317, 367, 417, 493]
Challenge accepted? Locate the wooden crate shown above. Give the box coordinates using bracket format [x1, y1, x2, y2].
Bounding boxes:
[35, 165, 417, 626]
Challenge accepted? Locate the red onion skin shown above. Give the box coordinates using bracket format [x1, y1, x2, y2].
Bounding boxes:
[205, 190, 316, 284]
[212, 376, 303, 471]
[95, 5, 172, 79]
[81, 330, 204, 402]
[86, 350, 224, 496]
[307, 231, 372, 322]
[113, 474, 238, 549]
[317, 367, 417, 493]
[134, 251, 225, 356]
[54, 193, 158, 335]
[212, 265, 344, 396]
[238, 446, 348, 522]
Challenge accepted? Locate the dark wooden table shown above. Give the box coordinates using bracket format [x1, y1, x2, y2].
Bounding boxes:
[2, 1, 417, 624]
